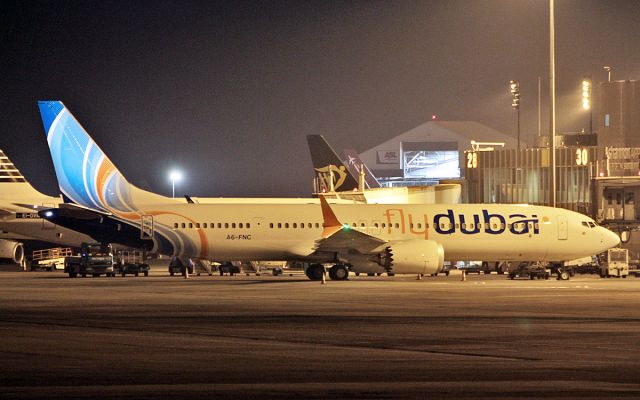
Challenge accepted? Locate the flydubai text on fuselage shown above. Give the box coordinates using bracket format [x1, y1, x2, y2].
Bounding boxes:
[38, 100, 620, 278]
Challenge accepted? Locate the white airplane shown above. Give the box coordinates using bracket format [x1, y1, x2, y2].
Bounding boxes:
[38, 101, 620, 280]
[0, 149, 96, 262]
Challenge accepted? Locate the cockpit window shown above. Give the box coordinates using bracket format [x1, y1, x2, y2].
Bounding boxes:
[588, 222, 596, 228]
[582, 222, 589, 227]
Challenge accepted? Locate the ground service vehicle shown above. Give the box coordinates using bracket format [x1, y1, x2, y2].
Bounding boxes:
[64, 242, 114, 278]
[508, 262, 551, 280]
[30, 247, 72, 271]
[114, 250, 150, 277]
[168, 256, 193, 276]
[600, 248, 629, 278]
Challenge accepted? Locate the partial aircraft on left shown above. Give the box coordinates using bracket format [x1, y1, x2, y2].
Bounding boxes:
[0, 149, 94, 262]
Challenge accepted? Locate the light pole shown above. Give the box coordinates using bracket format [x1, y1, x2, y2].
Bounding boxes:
[510, 80, 521, 149]
[169, 170, 182, 198]
[582, 77, 592, 135]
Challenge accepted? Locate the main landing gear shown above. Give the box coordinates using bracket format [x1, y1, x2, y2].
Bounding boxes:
[305, 263, 350, 281]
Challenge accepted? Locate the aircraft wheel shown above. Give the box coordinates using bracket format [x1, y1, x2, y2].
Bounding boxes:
[169, 271, 174, 276]
[557, 270, 570, 280]
[69, 272, 77, 278]
[305, 264, 324, 281]
[329, 264, 349, 281]
[144, 271, 149, 277]
[508, 272, 516, 280]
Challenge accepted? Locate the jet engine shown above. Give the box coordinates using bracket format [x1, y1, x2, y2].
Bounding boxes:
[381, 239, 444, 275]
[345, 239, 444, 276]
[0, 239, 25, 264]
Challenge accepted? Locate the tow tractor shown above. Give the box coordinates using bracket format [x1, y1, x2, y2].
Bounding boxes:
[64, 242, 115, 278]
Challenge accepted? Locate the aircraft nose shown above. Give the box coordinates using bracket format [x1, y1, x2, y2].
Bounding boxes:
[600, 227, 620, 250]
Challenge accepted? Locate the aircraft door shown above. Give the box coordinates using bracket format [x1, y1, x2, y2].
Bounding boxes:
[557, 215, 568, 240]
[140, 215, 154, 239]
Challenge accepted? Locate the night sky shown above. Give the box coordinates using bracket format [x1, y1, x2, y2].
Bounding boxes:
[2, 0, 640, 198]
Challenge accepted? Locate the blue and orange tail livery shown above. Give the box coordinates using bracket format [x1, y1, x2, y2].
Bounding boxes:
[38, 101, 171, 214]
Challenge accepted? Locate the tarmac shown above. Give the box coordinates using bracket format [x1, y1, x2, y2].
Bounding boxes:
[1, 267, 640, 399]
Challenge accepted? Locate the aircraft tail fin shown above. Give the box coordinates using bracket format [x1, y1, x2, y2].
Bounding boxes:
[342, 149, 381, 189]
[306, 135, 359, 192]
[0, 149, 54, 202]
[38, 101, 173, 215]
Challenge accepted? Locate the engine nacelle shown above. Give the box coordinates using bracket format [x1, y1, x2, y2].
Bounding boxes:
[385, 239, 444, 275]
[0, 239, 24, 264]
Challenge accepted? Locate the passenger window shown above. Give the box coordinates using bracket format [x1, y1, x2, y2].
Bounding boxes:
[217, 223, 222, 229]
[225, 223, 229, 229]
[232, 223, 236, 228]
[189, 223, 193, 229]
[239, 223, 243, 228]
[307, 223, 312, 228]
[374, 223, 379, 228]
[196, 223, 200, 229]
[285, 223, 289, 228]
[315, 223, 320, 228]
[173, 223, 178, 229]
[360, 223, 365, 227]
[293, 223, 297, 228]
[395, 223, 399, 229]
[247, 223, 251, 228]
[417, 223, 422, 229]
[270, 223, 274, 229]
[203, 223, 207, 229]
[278, 223, 282, 229]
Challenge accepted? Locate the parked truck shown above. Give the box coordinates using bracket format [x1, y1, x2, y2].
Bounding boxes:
[64, 242, 115, 278]
[600, 248, 629, 278]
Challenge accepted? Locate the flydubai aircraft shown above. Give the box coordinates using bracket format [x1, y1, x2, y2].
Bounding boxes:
[38, 101, 620, 280]
[0, 149, 94, 262]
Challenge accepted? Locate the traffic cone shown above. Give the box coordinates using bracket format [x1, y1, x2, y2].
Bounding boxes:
[321, 269, 327, 285]
[416, 274, 422, 280]
[461, 270, 466, 281]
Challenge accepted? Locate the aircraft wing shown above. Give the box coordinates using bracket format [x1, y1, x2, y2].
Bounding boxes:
[314, 225, 386, 254]
[314, 196, 387, 254]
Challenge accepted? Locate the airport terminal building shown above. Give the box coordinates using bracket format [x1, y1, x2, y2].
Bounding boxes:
[354, 80, 640, 259]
